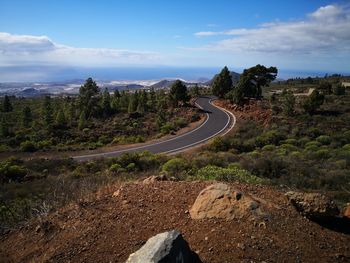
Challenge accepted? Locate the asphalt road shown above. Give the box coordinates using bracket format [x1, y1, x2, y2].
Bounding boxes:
[73, 96, 235, 161]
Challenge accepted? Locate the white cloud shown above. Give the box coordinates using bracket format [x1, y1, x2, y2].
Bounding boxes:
[194, 5, 350, 54]
[0, 32, 161, 66]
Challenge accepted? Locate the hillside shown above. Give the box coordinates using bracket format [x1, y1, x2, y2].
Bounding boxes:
[1, 180, 349, 263]
[205, 71, 240, 86]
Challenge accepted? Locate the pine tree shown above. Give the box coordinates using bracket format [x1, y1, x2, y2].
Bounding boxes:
[128, 92, 139, 113]
[212, 66, 233, 98]
[282, 91, 296, 116]
[2, 95, 13, 112]
[78, 111, 87, 130]
[22, 106, 32, 128]
[169, 80, 189, 107]
[55, 109, 67, 127]
[43, 96, 53, 126]
[102, 88, 112, 117]
[148, 87, 156, 111]
[68, 100, 77, 127]
[78, 78, 100, 118]
[0, 117, 9, 137]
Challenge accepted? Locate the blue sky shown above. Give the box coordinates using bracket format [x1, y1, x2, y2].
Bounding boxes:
[0, 0, 349, 81]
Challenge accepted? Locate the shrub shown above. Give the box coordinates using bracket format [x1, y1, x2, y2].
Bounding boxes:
[342, 144, 350, 151]
[109, 163, 125, 174]
[36, 140, 49, 150]
[20, 140, 37, 152]
[305, 141, 321, 148]
[196, 165, 265, 184]
[313, 149, 331, 159]
[261, 144, 275, 151]
[208, 137, 230, 152]
[126, 162, 137, 172]
[0, 158, 27, 183]
[283, 138, 298, 146]
[279, 143, 299, 152]
[161, 158, 189, 177]
[160, 123, 175, 134]
[174, 117, 187, 129]
[298, 137, 310, 147]
[316, 135, 331, 145]
[255, 130, 286, 147]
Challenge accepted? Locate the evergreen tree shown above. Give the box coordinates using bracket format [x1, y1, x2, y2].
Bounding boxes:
[241, 64, 278, 98]
[68, 100, 77, 127]
[128, 92, 139, 113]
[0, 117, 9, 137]
[137, 90, 147, 113]
[212, 66, 233, 98]
[148, 87, 156, 111]
[191, 84, 200, 97]
[43, 96, 53, 126]
[102, 88, 112, 117]
[282, 91, 296, 116]
[2, 95, 13, 112]
[22, 106, 32, 128]
[303, 90, 325, 115]
[55, 109, 67, 128]
[78, 78, 100, 118]
[230, 75, 251, 104]
[78, 111, 87, 130]
[169, 80, 189, 107]
[119, 91, 129, 111]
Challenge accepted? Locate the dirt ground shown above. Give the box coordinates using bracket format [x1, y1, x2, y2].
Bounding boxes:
[1, 180, 349, 263]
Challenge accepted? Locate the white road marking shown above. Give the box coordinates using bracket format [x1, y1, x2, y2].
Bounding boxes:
[73, 98, 236, 160]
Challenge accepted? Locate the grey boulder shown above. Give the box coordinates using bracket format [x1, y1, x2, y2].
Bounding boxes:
[126, 230, 202, 263]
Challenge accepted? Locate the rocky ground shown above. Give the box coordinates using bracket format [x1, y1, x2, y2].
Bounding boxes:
[1, 180, 349, 263]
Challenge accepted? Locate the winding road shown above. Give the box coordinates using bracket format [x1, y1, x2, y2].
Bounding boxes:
[73, 96, 235, 161]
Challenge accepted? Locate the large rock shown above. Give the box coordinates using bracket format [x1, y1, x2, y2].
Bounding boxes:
[285, 191, 339, 220]
[190, 183, 267, 220]
[126, 230, 202, 263]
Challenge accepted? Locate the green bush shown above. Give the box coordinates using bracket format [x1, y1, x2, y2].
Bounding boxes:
[255, 130, 286, 147]
[316, 135, 331, 145]
[126, 162, 137, 172]
[298, 137, 310, 147]
[196, 165, 264, 184]
[283, 138, 298, 146]
[20, 140, 37, 152]
[174, 117, 187, 129]
[305, 141, 321, 148]
[208, 137, 230, 152]
[0, 162, 27, 183]
[342, 144, 350, 151]
[313, 149, 331, 159]
[37, 140, 52, 150]
[160, 122, 175, 134]
[161, 158, 189, 177]
[261, 144, 275, 151]
[109, 163, 125, 174]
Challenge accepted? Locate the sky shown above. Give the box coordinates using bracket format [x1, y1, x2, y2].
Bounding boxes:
[0, 0, 350, 81]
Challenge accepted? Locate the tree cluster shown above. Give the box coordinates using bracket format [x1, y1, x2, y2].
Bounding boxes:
[211, 65, 278, 105]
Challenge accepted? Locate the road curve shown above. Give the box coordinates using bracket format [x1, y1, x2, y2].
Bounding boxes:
[73, 96, 235, 161]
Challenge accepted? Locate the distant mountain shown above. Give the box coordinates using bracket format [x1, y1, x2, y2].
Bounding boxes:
[205, 71, 240, 86]
[17, 88, 49, 97]
[150, 79, 178, 89]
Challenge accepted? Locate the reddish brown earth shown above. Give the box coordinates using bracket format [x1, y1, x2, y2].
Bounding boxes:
[1, 181, 349, 263]
[214, 99, 272, 127]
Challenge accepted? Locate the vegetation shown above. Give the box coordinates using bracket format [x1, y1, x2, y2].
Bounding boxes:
[212, 66, 233, 98]
[0, 78, 199, 153]
[1, 73, 349, 233]
[211, 64, 277, 104]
